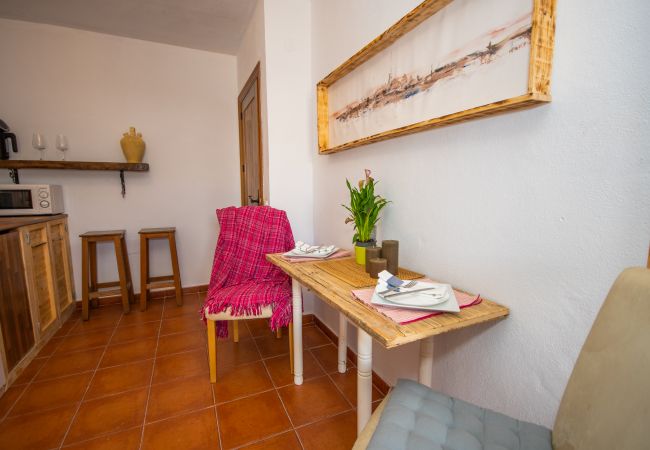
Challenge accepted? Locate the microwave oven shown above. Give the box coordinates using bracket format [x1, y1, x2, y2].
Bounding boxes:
[0, 184, 64, 216]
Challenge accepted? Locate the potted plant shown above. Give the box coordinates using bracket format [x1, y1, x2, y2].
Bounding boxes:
[343, 169, 390, 265]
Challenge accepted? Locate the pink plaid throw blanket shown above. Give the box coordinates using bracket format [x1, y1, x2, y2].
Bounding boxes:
[202, 206, 295, 337]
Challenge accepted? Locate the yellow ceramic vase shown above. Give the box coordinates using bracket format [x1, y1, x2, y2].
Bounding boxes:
[120, 127, 146, 163]
[354, 241, 375, 265]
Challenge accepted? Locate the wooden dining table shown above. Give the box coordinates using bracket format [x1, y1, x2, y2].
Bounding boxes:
[266, 254, 510, 435]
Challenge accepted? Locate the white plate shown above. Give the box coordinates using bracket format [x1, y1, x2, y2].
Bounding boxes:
[382, 291, 449, 308]
[371, 283, 460, 313]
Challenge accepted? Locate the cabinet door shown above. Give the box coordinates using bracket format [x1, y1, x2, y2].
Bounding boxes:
[21, 224, 58, 338]
[47, 219, 75, 314]
[0, 231, 35, 372]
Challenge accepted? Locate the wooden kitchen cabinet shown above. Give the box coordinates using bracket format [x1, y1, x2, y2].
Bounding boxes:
[0, 231, 35, 373]
[0, 215, 75, 387]
[20, 223, 59, 338]
[47, 219, 75, 314]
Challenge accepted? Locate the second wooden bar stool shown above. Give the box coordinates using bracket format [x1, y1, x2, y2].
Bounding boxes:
[80, 230, 134, 321]
[139, 227, 182, 311]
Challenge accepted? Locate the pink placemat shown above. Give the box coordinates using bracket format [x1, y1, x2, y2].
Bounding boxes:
[352, 280, 482, 325]
[280, 249, 352, 263]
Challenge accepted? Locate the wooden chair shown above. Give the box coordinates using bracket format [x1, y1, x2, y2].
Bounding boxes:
[205, 309, 292, 382]
[80, 230, 134, 320]
[139, 227, 182, 310]
[202, 206, 295, 383]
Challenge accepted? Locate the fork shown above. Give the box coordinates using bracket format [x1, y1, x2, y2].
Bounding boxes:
[378, 280, 417, 295]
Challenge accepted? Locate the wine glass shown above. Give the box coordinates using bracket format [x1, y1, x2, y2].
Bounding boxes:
[56, 134, 69, 160]
[32, 132, 47, 160]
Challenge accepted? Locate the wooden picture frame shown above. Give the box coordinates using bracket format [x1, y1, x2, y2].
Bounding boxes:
[317, 0, 556, 155]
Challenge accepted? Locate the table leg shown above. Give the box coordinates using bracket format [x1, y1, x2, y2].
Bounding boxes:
[292, 278, 303, 385]
[357, 329, 373, 435]
[338, 313, 347, 373]
[418, 337, 434, 387]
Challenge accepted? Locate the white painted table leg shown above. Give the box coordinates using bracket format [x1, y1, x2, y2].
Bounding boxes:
[338, 313, 347, 373]
[357, 329, 373, 435]
[292, 278, 303, 385]
[418, 336, 434, 387]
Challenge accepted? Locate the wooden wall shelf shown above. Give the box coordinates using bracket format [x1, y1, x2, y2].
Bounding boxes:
[0, 160, 149, 197]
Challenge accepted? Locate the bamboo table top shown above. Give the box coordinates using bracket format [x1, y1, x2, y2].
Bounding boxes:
[267, 254, 509, 349]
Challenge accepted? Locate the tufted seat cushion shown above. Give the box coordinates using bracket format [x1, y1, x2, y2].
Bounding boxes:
[367, 379, 551, 450]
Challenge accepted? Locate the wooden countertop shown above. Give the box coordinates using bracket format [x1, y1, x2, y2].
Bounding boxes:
[0, 214, 68, 232]
[267, 253, 509, 349]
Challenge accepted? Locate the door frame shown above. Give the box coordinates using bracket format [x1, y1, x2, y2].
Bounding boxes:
[237, 62, 264, 206]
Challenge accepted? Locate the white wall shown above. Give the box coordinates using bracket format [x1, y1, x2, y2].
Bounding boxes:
[311, 0, 650, 427]
[263, 0, 314, 245]
[0, 19, 241, 296]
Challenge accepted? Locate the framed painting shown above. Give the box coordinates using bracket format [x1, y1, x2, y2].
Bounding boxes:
[317, 0, 556, 154]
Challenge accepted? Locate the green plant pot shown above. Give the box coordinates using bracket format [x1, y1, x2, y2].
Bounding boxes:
[354, 241, 375, 265]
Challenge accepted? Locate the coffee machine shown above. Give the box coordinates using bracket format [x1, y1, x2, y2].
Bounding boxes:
[0, 119, 18, 160]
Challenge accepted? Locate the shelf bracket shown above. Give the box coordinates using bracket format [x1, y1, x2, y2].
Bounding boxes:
[119, 170, 126, 198]
[8, 168, 19, 184]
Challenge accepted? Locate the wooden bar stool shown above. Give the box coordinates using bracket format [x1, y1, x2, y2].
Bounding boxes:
[139, 227, 182, 311]
[80, 230, 134, 321]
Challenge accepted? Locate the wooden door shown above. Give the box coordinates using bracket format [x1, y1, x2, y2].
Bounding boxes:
[47, 219, 75, 314]
[238, 63, 264, 206]
[0, 231, 35, 372]
[20, 224, 58, 338]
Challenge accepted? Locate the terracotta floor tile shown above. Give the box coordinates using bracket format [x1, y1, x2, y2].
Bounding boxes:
[119, 301, 164, 326]
[278, 376, 350, 426]
[65, 388, 147, 444]
[152, 349, 209, 385]
[297, 410, 357, 450]
[264, 351, 324, 388]
[86, 360, 154, 400]
[157, 329, 206, 356]
[14, 357, 48, 385]
[146, 375, 214, 422]
[37, 337, 64, 356]
[100, 338, 157, 368]
[162, 294, 200, 318]
[310, 344, 355, 373]
[245, 318, 272, 337]
[54, 317, 80, 338]
[69, 313, 121, 335]
[142, 407, 219, 450]
[10, 372, 92, 416]
[36, 348, 104, 381]
[213, 361, 273, 404]
[0, 403, 77, 450]
[239, 431, 302, 450]
[63, 426, 142, 449]
[110, 321, 160, 344]
[329, 368, 384, 406]
[217, 391, 291, 449]
[254, 333, 290, 359]
[216, 339, 261, 368]
[55, 329, 113, 354]
[160, 314, 204, 335]
[0, 384, 27, 418]
[302, 325, 332, 348]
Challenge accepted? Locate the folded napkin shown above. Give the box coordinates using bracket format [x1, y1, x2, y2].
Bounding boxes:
[282, 241, 340, 260]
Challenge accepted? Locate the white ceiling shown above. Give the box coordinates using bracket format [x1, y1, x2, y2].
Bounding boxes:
[0, 0, 257, 54]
